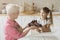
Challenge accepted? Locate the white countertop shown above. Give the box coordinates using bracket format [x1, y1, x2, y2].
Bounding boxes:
[18, 30, 57, 40]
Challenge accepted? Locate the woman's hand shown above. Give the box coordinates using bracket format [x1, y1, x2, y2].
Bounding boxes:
[30, 26, 38, 30]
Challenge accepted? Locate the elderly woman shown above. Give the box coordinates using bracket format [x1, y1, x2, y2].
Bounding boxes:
[4, 4, 37, 40]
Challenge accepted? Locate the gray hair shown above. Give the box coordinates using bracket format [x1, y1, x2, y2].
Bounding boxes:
[6, 4, 20, 14]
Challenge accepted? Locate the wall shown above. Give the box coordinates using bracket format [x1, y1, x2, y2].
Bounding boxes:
[52, 0, 60, 11]
[0, 0, 23, 12]
[0, 0, 60, 12]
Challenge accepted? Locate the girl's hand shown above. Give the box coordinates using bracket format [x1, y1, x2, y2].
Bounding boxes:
[36, 28, 42, 32]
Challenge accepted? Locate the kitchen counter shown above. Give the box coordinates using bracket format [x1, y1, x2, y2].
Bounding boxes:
[18, 32, 58, 40]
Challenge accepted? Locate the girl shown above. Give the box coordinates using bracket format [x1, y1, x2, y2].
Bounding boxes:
[37, 7, 53, 32]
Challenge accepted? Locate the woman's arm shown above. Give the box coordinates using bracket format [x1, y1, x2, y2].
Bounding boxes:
[18, 27, 31, 38]
[22, 26, 28, 30]
[19, 26, 38, 38]
[7, 26, 31, 39]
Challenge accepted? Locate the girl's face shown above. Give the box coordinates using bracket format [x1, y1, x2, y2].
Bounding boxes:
[40, 9, 48, 19]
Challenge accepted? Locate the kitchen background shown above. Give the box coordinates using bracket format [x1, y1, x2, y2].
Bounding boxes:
[0, 0, 60, 40]
[0, 0, 60, 14]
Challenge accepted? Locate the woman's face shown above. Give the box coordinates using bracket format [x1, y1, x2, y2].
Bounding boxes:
[12, 11, 19, 19]
[40, 9, 48, 19]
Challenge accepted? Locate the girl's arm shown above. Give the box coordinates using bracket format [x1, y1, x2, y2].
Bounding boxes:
[46, 24, 50, 28]
[42, 24, 51, 32]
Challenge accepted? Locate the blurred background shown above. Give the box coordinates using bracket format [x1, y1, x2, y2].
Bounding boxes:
[0, 0, 60, 40]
